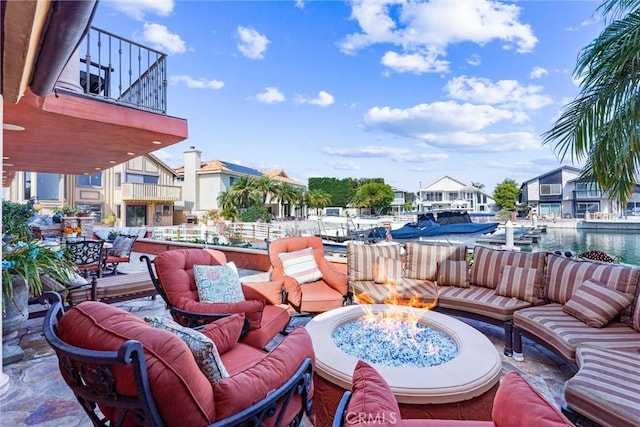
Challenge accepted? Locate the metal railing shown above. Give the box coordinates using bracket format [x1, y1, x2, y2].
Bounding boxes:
[121, 183, 181, 201]
[80, 27, 167, 114]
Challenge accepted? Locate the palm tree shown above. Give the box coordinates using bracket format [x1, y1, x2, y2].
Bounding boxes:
[543, 0, 640, 205]
[254, 176, 278, 204]
[229, 176, 257, 209]
[273, 183, 299, 219]
[306, 189, 332, 215]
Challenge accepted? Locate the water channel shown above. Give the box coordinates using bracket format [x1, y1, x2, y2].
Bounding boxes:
[532, 227, 640, 266]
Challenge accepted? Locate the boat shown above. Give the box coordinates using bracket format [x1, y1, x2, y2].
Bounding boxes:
[370, 212, 500, 241]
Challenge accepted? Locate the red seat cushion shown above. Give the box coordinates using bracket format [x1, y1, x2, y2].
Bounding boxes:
[492, 371, 572, 427]
[58, 301, 215, 426]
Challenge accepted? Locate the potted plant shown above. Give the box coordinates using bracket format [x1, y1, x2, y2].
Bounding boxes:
[63, 225, 82, 239]
[102, 214, 116, 227]
[2, 239, 76, 363]
[1, 201, 34, 243]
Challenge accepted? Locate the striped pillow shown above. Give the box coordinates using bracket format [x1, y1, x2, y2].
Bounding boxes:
[347, 243, 401, 282]
[563, 280, 634, 328]
[633, 298, 640, 333]
[494, 265, 538, 303]
[278, 247, 323, 284]
[405, 243, 466, 281]
[374, 256, 403, 285]
[437, 260, 468, 288]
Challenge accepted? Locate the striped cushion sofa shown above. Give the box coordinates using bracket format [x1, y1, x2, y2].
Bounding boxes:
[347, 243, 547, 355]
[512, 253, 640, 427]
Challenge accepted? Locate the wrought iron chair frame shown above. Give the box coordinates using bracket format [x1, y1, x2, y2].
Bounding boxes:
[66, 239, 105, 278]
[41, 291, 314, 426]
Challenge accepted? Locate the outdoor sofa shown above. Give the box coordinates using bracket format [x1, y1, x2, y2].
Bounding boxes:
[346, 242, 640, 426]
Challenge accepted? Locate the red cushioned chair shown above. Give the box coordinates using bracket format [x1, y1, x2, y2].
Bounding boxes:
[268, 236, 348, 313]
[41, 292, 314, 427]
[334, 360, 573, 427]
[142, 248, 291, 350]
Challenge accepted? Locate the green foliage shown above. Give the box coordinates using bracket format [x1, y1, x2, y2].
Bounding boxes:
[239, 205, 271, 222]
[493, 178, 520, 211]
[2, 201, 34, 242]
[2, 240, 76, 303]
[542, 1, 640, 204]
[350, 182, 395, 215]
[309, 177, 349, 206]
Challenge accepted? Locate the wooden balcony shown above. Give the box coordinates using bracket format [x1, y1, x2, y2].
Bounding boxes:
[121, 183, 181, 202]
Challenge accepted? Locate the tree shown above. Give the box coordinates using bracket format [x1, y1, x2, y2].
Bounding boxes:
[253, 176, 277, 204]
[542, 0, 640, 205]
[229, 176, 257, 209]
[272, 182, 299, 218]
[350, 182, 394, 215]
[493, 179, 520, 211]
[306, 189, 332, 215]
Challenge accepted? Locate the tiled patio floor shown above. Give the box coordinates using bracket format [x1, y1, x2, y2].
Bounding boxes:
[1, 253, 575, 426]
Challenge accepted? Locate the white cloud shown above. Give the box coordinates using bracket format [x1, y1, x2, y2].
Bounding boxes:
[381, 51, 449, 74]
[255, 87, 285, 103]
[364, 101, 518, 135]
[445, 76, 553, 110]
[339, 0, 537, 74]
[142, 23, 186, 54]
[237, 26, 270, 59]
[322, 145, 449, 163]
[296, 91, 335, 107]
[332, 160, 361, 171]
[169, 75, 224, 90]
[106, 0, 174, 20]
[467, 54, 481, 66]
[417, 131, 543, 152]
[295, 0, 305, 9]
[530, 66, 548, 79]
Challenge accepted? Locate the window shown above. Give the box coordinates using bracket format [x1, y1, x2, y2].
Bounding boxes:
[115, 172, 121, 189]
[37, 173, 60, 201]
[23, 172, 32, 200]
[539, 184, 562, 196]
[76, 172, 102, 187]
[125, 173, 158, 184]
[77, 204, 103, 221]
[448, 192, 458, 201]
[229, 176, 237, 186]
[115, 204, 121, 219]
[576, 202, 599, 218]
[626, 202, 640, 216]
[539, 202, 561, 217]
[575, 182, 601, 198]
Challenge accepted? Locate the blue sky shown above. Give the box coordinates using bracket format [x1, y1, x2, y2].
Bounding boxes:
[94, 0, 604, 193]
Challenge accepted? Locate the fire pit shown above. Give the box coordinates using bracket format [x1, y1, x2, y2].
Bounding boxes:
[306, 304, 501, 404]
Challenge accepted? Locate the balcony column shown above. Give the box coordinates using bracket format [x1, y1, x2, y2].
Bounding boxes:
[55, 47, 83, 93]
[0, 95, 12, 397]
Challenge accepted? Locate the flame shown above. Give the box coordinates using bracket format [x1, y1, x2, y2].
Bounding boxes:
[352, 271, 440, 354]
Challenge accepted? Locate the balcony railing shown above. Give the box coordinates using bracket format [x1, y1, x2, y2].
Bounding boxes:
[121, 183, 181, 201]
[79, 27, 168, 114]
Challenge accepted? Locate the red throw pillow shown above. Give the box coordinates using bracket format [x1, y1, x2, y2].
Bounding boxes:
[346, 360, 401, 426]
[200, 313, 245, 354]
[179, 298, 265, 329]
[492, 371, 572, 427]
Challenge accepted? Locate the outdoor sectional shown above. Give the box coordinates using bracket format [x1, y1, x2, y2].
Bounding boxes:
[346, 242, 640, 427]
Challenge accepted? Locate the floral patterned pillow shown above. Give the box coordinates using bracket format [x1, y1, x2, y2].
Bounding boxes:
[194, 264, 245, 303]
[145, 316, 229, 384]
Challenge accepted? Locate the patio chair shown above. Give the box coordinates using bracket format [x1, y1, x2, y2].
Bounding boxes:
[103, 234, 137, 275]
[66, 239, 104, 278]
[268, 236, 348, 313]
[40, 292, 314, 427]
[142, 248, 291, 350]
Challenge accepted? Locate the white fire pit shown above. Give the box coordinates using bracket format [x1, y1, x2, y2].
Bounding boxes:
[306, 304, 501, 404]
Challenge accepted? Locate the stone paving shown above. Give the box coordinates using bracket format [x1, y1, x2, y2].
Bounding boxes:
[0, 252, 575, 426]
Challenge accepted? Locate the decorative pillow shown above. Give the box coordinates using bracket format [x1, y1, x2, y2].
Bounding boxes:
[347, 243, 401, 282]
[200, 313, 245, 355]
[492, 371, 573, 426]
[278, 247, 323, 284]
[405, 243, 467, 281]
[241, 280, 284, 305]
[346, 360, 400, 426]
[194, 264, 245, 303]
[437, 260, 469, 288]
[374, 256, 403, 285]
[495, 265, 538, 303]
[111, 237, 134, 257]
[145, 316, 229, 384]
[563, 280, 634, 328]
